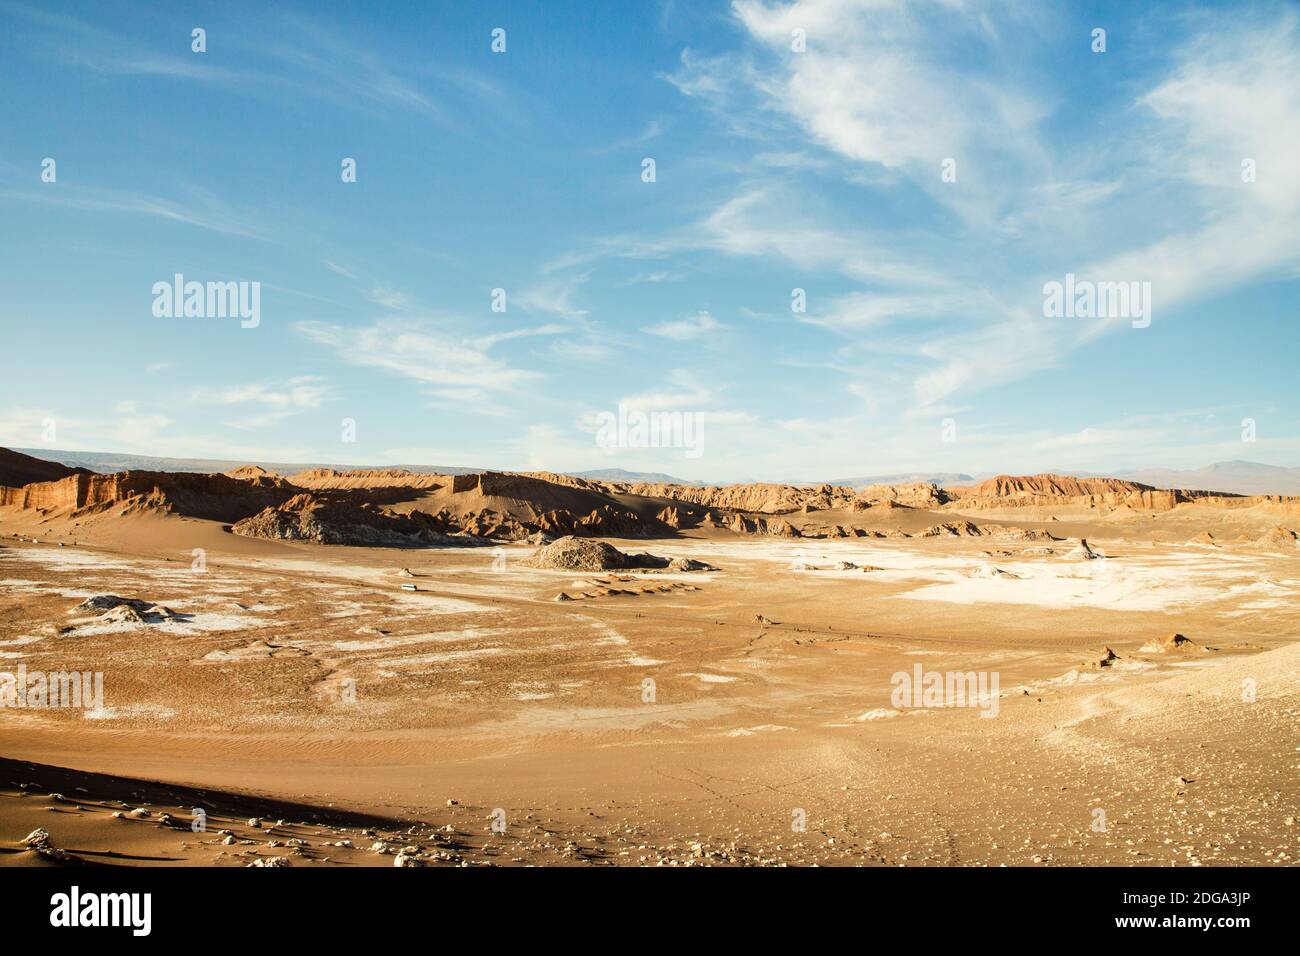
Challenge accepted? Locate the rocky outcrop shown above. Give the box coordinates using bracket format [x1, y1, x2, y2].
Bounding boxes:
[1063, 539, 1103, 560]
[226, 464, 279, 480]
[614, 481, 855, 515]
[941, 472, 1296, 515]
[996, 527, 1057, 541]
[952, 474, 1148, 498]
[1139, 632, 1207, 654]
[765, 517, 801, 538]
[724, 512, 801, 537]
[657, 506, 692, 528]
[1254, 526, 1299, 550]
[454, 508, 528, 539]
[920, 520, 985, 537]
[0, 470, 296, 521]
[70, 595, 182, 625]
[521, 535, 715, 572]
[0, 448, 90, 488]
[285, 468, 446, 491]
[232, 494, 474, 547]
[856, 482, 949, 508]
[521, 536, 636, 571]
[609, 479, 951, 514]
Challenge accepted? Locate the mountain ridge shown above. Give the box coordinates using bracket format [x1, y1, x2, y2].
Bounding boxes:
[8, 448, 1300, 497]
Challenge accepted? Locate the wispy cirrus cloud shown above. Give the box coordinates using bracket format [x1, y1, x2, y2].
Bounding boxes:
[515, 274, 592, 319]
[296, 319, 547, 410]
[1, 2, 513, 130]
[0, 178, 267, 240]
[651, 0, 1300, 420]
[191, 376, 336, 429]
[620, 369, 716, 410]
[644, 310, 728, 341]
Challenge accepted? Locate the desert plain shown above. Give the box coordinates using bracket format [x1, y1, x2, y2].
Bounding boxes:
[0, 448, 1296, 867]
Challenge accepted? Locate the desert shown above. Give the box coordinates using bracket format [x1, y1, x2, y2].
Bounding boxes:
[1, 446, 1295, 869]
[3, 4, 1299, 933]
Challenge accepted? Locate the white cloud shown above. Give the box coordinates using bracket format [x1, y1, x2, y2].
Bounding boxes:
[474, 324, 568, 349]
[369, 286, 417, 310]
[658, 1, 1300, 422]
[324, 260, 358, 280]
[515, 274, 591, 319]
[1, 181, 266, 240]
[195, 376, 333, 410]
[644, 310, 728, 340]
[191, 376, 335, 428]
[1081, 11, 1300, 320]
[620, 369, 715, 410]
[296, 319, 544, 407]
[547, 338, 614, 362]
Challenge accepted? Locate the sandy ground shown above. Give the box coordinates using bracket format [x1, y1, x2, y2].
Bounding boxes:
[1, 507, 1296, 867]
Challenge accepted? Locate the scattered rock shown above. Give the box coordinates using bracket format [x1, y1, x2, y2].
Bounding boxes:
[1088, 647, 1120, 668]
[921, 520, 985, 537]
[72, 595, 154, 614]
[966, 565, 1020, 579]
[100, 604, 148, 624]
[1063, 539, 1103, 560]
[1255, 526, 1300, 550]
[1139, 632, 1207, 654]
[996, 527, 1058, 541]
[666, 556, 717, 572]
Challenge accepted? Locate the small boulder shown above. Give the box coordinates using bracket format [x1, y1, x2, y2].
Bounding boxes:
[667, 556, 716, 572]
[1089, 647, 1120, 668]
[1139, 632, 1206, 654]
[1063, 539, 1103, 560]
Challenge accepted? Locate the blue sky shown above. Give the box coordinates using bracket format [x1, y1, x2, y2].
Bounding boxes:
[1, 0, 1297, 482]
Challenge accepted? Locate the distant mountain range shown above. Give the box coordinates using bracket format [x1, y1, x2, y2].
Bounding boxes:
[10, 449, 701, 486]
[9, 449, 1300, 497]
[11, 448, 484, 477]
[569, 468, 706, 486]
[1116, 460, 1300, 496]
[818, 472, 977, 488]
